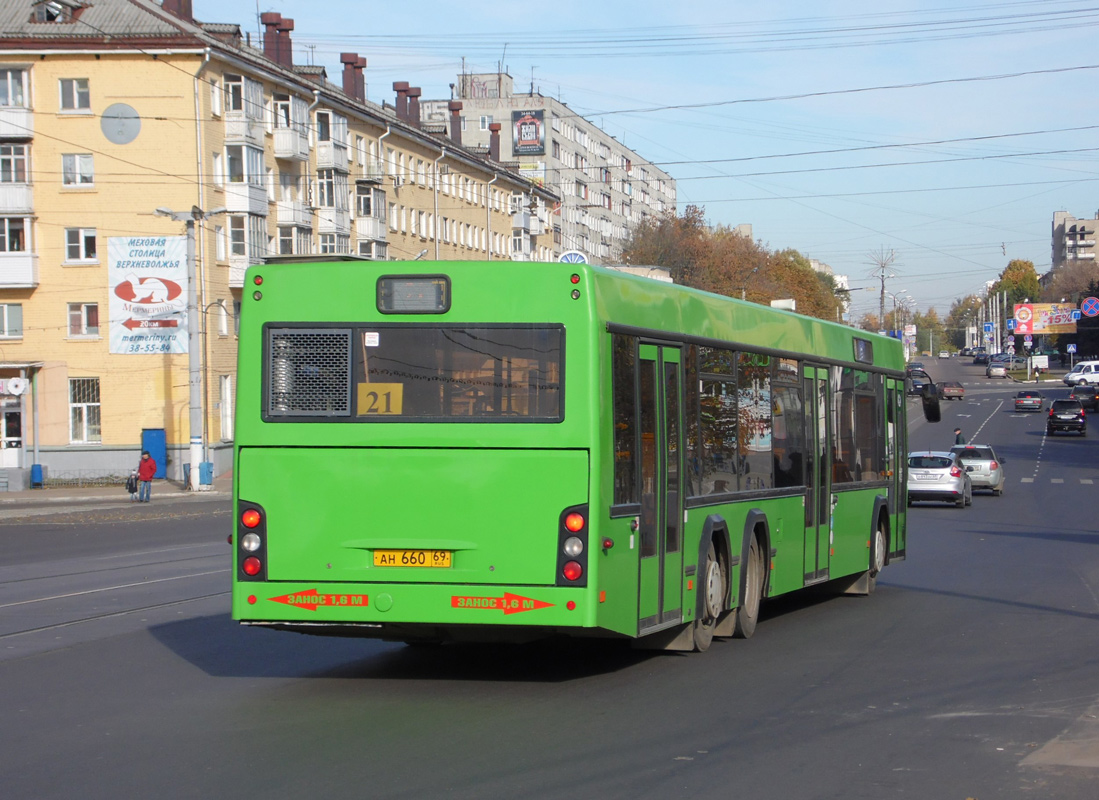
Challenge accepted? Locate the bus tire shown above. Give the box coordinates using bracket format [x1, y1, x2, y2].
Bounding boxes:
[868, 521, 888, 593]
[693, 541, 725, 652]
[733, 535, 764, 639]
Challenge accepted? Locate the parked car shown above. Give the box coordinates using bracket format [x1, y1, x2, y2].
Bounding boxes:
[1047, 398, 1087, 436]
[940, 381, 965, 400]
[1069, 384, 1099, 411]
[1014, 390, 1043, 412]
[938, 351, 950, 358]
[907, 451, 972, 507]
[1062, 360, 1099, 386]
[986, 362, 1007, 378]
[973, 353, 990, 365]
[950, 444, 1006, 496]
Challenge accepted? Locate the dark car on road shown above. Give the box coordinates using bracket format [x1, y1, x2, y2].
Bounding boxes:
[906, 369, 932, 395]
[1014, 390, 1043, 412]
[1047, 398, 1087, 436]
[1069, 385, 1099, 411]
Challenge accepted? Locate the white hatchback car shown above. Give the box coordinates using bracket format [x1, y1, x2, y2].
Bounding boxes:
[907, 451, 972, 507]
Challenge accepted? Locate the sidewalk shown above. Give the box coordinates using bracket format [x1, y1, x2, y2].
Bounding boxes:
[0, 470, 233, 520]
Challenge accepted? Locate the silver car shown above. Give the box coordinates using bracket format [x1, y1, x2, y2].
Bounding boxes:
[950, 444, 1006, 496]
[907, 451, 972, 507]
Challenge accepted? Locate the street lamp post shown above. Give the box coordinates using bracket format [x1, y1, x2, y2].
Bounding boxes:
[155, 205, 225, 491]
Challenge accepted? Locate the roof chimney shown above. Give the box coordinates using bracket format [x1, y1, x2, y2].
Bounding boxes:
[408, 87, 422, 128]
[260, 13, 282, 63]
[448, 101, 463, 146]
[488, 122, 501, 161]
[356, 57, 367, 102]
[392, 82, 410, 121]
[276, 18, 295, 68]
[340, 53, 359, 99]
[162, 0, 194, 22]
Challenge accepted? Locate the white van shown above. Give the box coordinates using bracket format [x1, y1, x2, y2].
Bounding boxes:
[1062, 360, 1099, 386]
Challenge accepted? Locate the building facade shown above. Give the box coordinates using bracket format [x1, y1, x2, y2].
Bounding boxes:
[422, 72, 676, 265]
[0, 0, 557, 488]
[1051, 210, 1098, 272]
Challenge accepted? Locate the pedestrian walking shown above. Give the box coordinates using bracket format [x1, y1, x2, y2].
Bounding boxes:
[125, 470, 138, 502]
[954, 427, 966, 445]
[137, 450, 156, 503]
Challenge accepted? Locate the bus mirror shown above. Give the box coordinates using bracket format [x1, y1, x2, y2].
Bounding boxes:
[921, 383, 942, 423]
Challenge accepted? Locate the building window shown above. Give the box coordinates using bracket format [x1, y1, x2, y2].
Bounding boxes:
[62, 153, 93, 186]
[356, 185, 386, 218]
[59, 78, 90, 111]
[317, 169, 336, 207]
[225, 145, 263, 186]
[217, 299, 229, 336]
[0, 303, 22, 337]
[214, 225, 226, 260]
[233, 300, 242, 336]
[0, 218, 26, 252]
[65, 228, 97, 262]
[220, 375, 234, 441]
[209, 78, 221, 116]
[68, 302, 99, 337]
[319, 233, 349, 254]
[0, 69, 27, 107]
[69, 378, 101, 444]
[0, 144, 28, 183]
[480, 115, 493, 130]
[316, 111, 331, 142]
[225, 74, 244, 112]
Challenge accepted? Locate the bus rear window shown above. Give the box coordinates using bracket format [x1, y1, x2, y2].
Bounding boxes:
[265, 325, 562, 421]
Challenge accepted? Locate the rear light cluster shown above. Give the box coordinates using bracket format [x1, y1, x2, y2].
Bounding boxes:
[237, 501, 267, 581]
[989, 461, 999, 470]
[950, 466, 962, 478]
[556, 505, 589, 587]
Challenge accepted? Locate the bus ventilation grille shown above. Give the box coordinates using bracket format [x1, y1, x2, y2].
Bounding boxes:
[266, 328, 352, 417]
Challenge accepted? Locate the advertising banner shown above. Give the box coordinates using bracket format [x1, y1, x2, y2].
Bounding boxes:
[512, 109, 545, 155]
[518, 161, 546, 187]
[108, 236, 188, 354]
[1012, 303, 1077, 335]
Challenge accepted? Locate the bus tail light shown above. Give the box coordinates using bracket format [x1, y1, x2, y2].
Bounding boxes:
[556, 504, 589, 587]
[237, 501, 268, 582]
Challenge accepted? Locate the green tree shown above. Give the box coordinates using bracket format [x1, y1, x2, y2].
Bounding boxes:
[945, 294, 982, 349]
[912, 308, 948, 354]
[991, 259, 1041, 309]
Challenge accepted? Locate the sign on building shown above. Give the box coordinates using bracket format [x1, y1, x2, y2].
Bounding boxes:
[512, 109, 545, 155]
[108, 236, 188, 355]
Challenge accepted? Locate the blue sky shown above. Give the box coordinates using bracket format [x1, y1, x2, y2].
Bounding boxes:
[195, 1, 1099, 318]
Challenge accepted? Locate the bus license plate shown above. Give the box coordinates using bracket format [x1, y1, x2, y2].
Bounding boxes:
[373, 549, 452, 568]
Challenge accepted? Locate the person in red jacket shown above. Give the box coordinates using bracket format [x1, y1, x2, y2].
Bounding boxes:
[137, 450, 156, 503]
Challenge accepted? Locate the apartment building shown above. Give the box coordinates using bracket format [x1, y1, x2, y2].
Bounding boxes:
[1051, 210, 1098, 271]
[423, 72, 676, 265]
[0, 0, 556, 488]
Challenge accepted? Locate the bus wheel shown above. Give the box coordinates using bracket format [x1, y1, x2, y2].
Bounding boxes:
[693, 541, 725, 652]
[868, 522, 887, 593]
[733, 536, 764, 639]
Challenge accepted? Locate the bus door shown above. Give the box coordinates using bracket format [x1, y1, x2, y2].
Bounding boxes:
[803, 365, 832, 584]
[886, 378, 907, 557]
[637, 344, 684, 634]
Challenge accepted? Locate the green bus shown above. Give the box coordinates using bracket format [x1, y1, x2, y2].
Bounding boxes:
[232, 258, 939, 651]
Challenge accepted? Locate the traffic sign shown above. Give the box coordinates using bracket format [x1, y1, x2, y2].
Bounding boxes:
[1023, 341, 1032, 349]
[1007, 319, 1016, 330]
[1072, 310, 1082, 321]
[1068, 343, 1077, 353]
[1082, 296, 1099, 317]
[1006, 345, 1015, 354]
[983, 322, 993, 333]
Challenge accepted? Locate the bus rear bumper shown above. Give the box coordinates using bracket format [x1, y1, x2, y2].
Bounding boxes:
[233, 582, 599, 640]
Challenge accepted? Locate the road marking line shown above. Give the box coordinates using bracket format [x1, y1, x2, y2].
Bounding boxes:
[1051, 478, 1065, 484]
[1021, 478, 1035, 483]
[1082, 479, 1094, 485]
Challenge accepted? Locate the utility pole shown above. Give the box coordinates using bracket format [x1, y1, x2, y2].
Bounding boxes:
[867, 247, 897, 329]
[155, 205, 225, 491]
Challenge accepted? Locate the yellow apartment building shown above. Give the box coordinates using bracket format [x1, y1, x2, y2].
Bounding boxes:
[0, 0, 557, 489]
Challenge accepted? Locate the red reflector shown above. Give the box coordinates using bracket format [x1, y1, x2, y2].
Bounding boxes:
[247, 595, 257, 605]
[241, 509, 261, 529]
[570, 274, 580, 284]
[567, 600, 576, 610]
[563, 561, 583, 581]
[253, 275, 263, 285]
[564, 512, 585, 532]
[242, 557, 262, 576]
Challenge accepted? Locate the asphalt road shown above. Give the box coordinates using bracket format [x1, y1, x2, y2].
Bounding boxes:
[1, 358, 1097, 799]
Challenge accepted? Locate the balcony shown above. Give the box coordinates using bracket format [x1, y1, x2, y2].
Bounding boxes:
[273, 127, 309, 161]
[224, 113, 264, 147]
[355, 216, 387, 241]
[277, 200, 312, 227]
[511, 210, 532, 232]
[1066, 252, 1096, 260]
[1066, 239, 1095, 248]
[224, 181, 269, 216]
[0, 106, 32, 139]
[317, 207, 351, 235]
[228, 256, 250, 289]
[316, 140, 349, 171]
[0, 252, 38, 288]
[0, 183, 32, 214]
